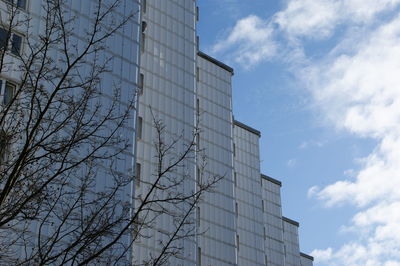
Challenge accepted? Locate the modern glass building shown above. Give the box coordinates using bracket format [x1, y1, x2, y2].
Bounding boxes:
[134, 1, 314, 265]
[0, 0, 141, 264]
[133, 0, 198, 264]
[0, 0, 313, 264]
[197, 52, 236, 265]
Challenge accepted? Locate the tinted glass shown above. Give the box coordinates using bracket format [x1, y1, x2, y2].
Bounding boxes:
[11, 34, 21, 55]
[0, 28, 8, 50]
[4, 82, 15, 105]
[17, 0, 26, 9]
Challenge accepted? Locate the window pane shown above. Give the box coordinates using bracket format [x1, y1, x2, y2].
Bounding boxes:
[4, 82, 15, 105]
[11, 34, 22, 55]
[135, 163, 141, 186]
[0, 28, 8, 51]
[137, 116, 143, 139]
[0, 133, 8, 163]
[17, 0, 26, 9]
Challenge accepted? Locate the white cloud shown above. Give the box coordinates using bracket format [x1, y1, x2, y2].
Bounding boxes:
[211, 0, 400, 69]
[211, 0, 400, 264]
[275, 0, 400, 39]
[303, 15, 400, 266]
[306, 16, 400, 207]
[211, 15, 276, 67]
[274, 0, 340, 39]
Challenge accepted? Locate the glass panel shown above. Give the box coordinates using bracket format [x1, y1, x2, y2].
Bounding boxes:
[4, 82, 15, 105]
[11, 33, 22, 55]
[4, 0, 26, 9]
[17, 0, 26, 9]
[137, 116, 142, 139]
[0, 133, 7, 163]
[135, 163, 141, 186]
[0, 28, 8, 51]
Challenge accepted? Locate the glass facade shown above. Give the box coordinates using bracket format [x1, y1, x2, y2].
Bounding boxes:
[133, 0, 197, 264]
[135, 2, 313, 265]
[262, 176, 286, 265]
[283, 218, 301, 266]
[197, 54, 236, 265]
[0, 0, 314, 264]
[233, 123, 266, 265]
[0, 0, 141, 263]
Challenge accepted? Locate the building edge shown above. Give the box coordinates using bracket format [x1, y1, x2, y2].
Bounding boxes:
[300, 252, 315, 261]
[261, 174, 282, 186]
[282, 216, 300, 227]
[233, 120, 261, 137]
[197, 51, 234, 74]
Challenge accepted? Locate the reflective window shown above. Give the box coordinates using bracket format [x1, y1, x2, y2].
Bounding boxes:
[0, 131, 9, 164]
[0, 28, 22, 55]
[137, 116, 143, 139]
[135, 163, 141, 186]
[11, 33, 22, 55]
[5, 0, 27, 9]
[4, 81, 16, 105]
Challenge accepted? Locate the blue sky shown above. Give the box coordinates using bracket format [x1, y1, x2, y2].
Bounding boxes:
[198, 0, 400, 265]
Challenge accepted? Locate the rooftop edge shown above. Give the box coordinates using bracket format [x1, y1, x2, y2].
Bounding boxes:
[282, 216, 300, 227]
[261, 174, 282, 186]
[198, 51, 234, 74]
[233, 120, 261, 137]
[300, 252, 314, 261]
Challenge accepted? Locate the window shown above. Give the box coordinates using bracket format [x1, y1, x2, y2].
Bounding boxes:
[196, 35, 199, 51]
[196, 6, 199, 21]
[196, 67, 199, 82]
[138, 73, 144, 94]
[235, 202, 238, 217]
[197, 206, 200, 227]
[0, 27, 22, 55]
[0, 131, 9, 164]
[0, 28, 9, 51]
[197, 247, 201, 266]
[5, 0, 27, 9]
[132, 216, 140, 240]
[3, 81, 16, 105]
[141, 21, 147, 32]
[142, 0, 146, 13]
[196, 98, 199, 116]
[262, 200, 265, 212]
[234, 172, 237, 186]
[233, 143, 236, 157]
[137, 116, 143, 139]
[265, 255, 268, 266]
[197, 132, 200, 149]
[263, 226, 266, 240]
[196, 167, 201, 183]
[141, 32, 145, 53]
[135, 163, 141, 187]
[11, 33, 21, 55]
[236, 234, 240, 251]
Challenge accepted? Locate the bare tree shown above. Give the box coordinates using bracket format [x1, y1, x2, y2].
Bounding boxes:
[0, 1, 221, 265]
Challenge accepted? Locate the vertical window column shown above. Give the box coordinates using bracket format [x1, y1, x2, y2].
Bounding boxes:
[137, 116, 143, 139]
[136, 163, 141, 187]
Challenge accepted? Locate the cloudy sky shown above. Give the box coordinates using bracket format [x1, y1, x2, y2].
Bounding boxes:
[198, 0, 400, 265]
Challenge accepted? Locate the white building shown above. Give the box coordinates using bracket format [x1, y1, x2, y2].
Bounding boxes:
[134, 1, 314, 265]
